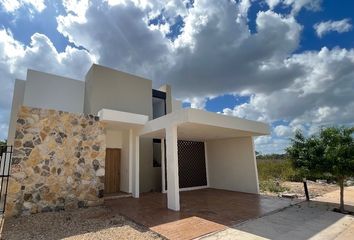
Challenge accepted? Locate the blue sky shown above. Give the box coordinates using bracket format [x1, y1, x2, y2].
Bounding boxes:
[0, 0, 353, 154]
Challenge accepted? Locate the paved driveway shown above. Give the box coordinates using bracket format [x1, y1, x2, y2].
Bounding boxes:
[105, 188, 296, 240]
[203, 187, 354, 240]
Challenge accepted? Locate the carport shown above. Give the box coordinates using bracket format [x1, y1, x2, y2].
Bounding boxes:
[139, 108, 270, 211]
[105, 188, 295, 240]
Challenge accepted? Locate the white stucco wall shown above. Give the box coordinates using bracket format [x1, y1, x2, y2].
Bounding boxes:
[7, 79, 26, 145]
[159, 84, 172, 114]
[139, 138, 162, 192]
[105, 129, 123, 148]
[24, 69, 84, 113]
[172, 99, 182, 112]
[84, 65, 162, 193]
[206, 137, 259, 194]
[84, 64, 153, 116]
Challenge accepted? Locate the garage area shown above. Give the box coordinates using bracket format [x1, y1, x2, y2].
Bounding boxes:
[105, 188, 295, 239]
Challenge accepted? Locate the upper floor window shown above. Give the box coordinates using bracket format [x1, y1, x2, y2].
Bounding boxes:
[152, 89, 166, 119]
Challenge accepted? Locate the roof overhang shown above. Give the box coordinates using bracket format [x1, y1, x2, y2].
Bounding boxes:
[98, 108, 148, 129]
[140, 108, 270, 140]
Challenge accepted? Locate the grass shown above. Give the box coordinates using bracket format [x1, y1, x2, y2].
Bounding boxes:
[257, 159, 297, 193]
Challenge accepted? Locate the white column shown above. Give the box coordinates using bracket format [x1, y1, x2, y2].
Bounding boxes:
[251, 137, 260, 194]
[161, 138, 166, 193]
[165, 125, 180, 211]
[132, 131, 140, 198]
[128, 129, 133, 193]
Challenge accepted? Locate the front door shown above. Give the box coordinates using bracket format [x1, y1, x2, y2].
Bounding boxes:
[105, 148, 121, 194]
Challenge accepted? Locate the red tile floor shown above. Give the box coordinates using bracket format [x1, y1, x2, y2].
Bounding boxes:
[105, 188, 295, 240]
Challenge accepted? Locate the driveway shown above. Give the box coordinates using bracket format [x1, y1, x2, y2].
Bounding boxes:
[203, 187, 354, 240]
[105, 188, 297, 240]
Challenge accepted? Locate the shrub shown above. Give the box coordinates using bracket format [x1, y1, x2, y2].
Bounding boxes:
[259, 180, 289, 193]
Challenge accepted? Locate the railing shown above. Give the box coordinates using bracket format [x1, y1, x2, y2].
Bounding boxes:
[0, 145, 13, 214]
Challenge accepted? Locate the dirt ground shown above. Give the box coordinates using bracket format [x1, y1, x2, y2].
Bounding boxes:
[1, 206, 164, 240]
[262, 181, 339, 199]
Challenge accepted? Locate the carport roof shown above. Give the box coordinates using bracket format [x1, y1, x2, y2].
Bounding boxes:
[140, 108, 270, 140]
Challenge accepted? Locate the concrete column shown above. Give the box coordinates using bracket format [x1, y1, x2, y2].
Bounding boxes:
[128, 129, 133, 193]
[251, 137, 260, 194]
[161, 138, 166, 193]
[165, 125, 180, 211]
[132, 131, 140, 198]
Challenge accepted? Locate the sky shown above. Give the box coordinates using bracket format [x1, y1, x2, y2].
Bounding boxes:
[0, 0, 353, 154]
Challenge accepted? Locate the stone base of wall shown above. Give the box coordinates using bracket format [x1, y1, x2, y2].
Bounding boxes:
[6, 106, 106, 217]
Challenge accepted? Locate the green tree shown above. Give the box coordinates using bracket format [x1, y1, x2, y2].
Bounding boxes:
[287, 126, 354, 213]
[0, 139, 6, 146]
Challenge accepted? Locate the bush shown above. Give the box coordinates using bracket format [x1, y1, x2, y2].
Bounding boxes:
[259, 180, 289, 193]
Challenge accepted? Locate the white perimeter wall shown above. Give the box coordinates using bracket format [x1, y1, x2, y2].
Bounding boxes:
[7, 79, 26, 145]
[206, 137, 259, 194]
[24, 70, 85, 113]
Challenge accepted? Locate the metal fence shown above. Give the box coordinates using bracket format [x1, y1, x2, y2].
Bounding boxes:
[0, 145, 13, 214]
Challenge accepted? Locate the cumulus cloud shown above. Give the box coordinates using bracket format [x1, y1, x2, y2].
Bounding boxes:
[0, 0, 46, 13]
[314, 19, 352, 38]
[1, 0, 353, 154]
[0, 28, 94, 140]
[55, 0, 354, 152]
[265, 0, 322, 15]
[274, 125, 292, 137]
[57, 0, 172, 83]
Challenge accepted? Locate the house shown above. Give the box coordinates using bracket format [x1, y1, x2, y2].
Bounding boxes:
[6, 64, 269, 216]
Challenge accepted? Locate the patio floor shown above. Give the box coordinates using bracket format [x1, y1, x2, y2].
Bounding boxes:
[105, 188, 296, 240]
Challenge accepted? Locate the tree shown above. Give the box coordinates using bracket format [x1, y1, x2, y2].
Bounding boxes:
[286, 126, 354, 213]
[0, 139, 7, 147]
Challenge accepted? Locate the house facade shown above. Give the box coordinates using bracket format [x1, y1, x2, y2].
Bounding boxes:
[6, 64, 269, 216]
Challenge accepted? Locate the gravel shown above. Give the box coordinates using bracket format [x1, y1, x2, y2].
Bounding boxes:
[1, 206, 164, 240]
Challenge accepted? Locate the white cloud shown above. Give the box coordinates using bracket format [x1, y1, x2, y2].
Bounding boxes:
[1, 0, 353, 154]
[284, 0, 322, 14]
[185, 97, 207, 109]
[0, 28, 94, 140]
[54, 0, 354, 154]
[314, 19, 352, 38]
[265, 0, 281, 9]
[0, 0, 46, 13]
[274, 125, 292, 137]
[265, 0, 322, 15]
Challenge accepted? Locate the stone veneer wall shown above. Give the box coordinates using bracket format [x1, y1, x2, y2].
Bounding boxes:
[6, 106, 106, 217]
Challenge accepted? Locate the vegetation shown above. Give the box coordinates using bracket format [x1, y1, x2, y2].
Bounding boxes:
[287, 126, 354, 213]
[257, 158, 295, 192]
[256, 152, 287, 160]
[0, 139, 7, 146]
[257, 158, 296, 182]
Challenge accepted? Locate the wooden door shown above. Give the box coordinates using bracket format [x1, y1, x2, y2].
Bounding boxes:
[105, 148, 121, 194]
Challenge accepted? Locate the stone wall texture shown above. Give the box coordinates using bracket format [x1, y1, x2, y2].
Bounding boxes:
[6, 106, 106, 217]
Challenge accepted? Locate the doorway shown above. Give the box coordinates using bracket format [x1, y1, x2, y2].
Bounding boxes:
[105, 148, 121, 194]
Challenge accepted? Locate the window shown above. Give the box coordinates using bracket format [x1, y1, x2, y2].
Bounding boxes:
[152, 89, 166, 119]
